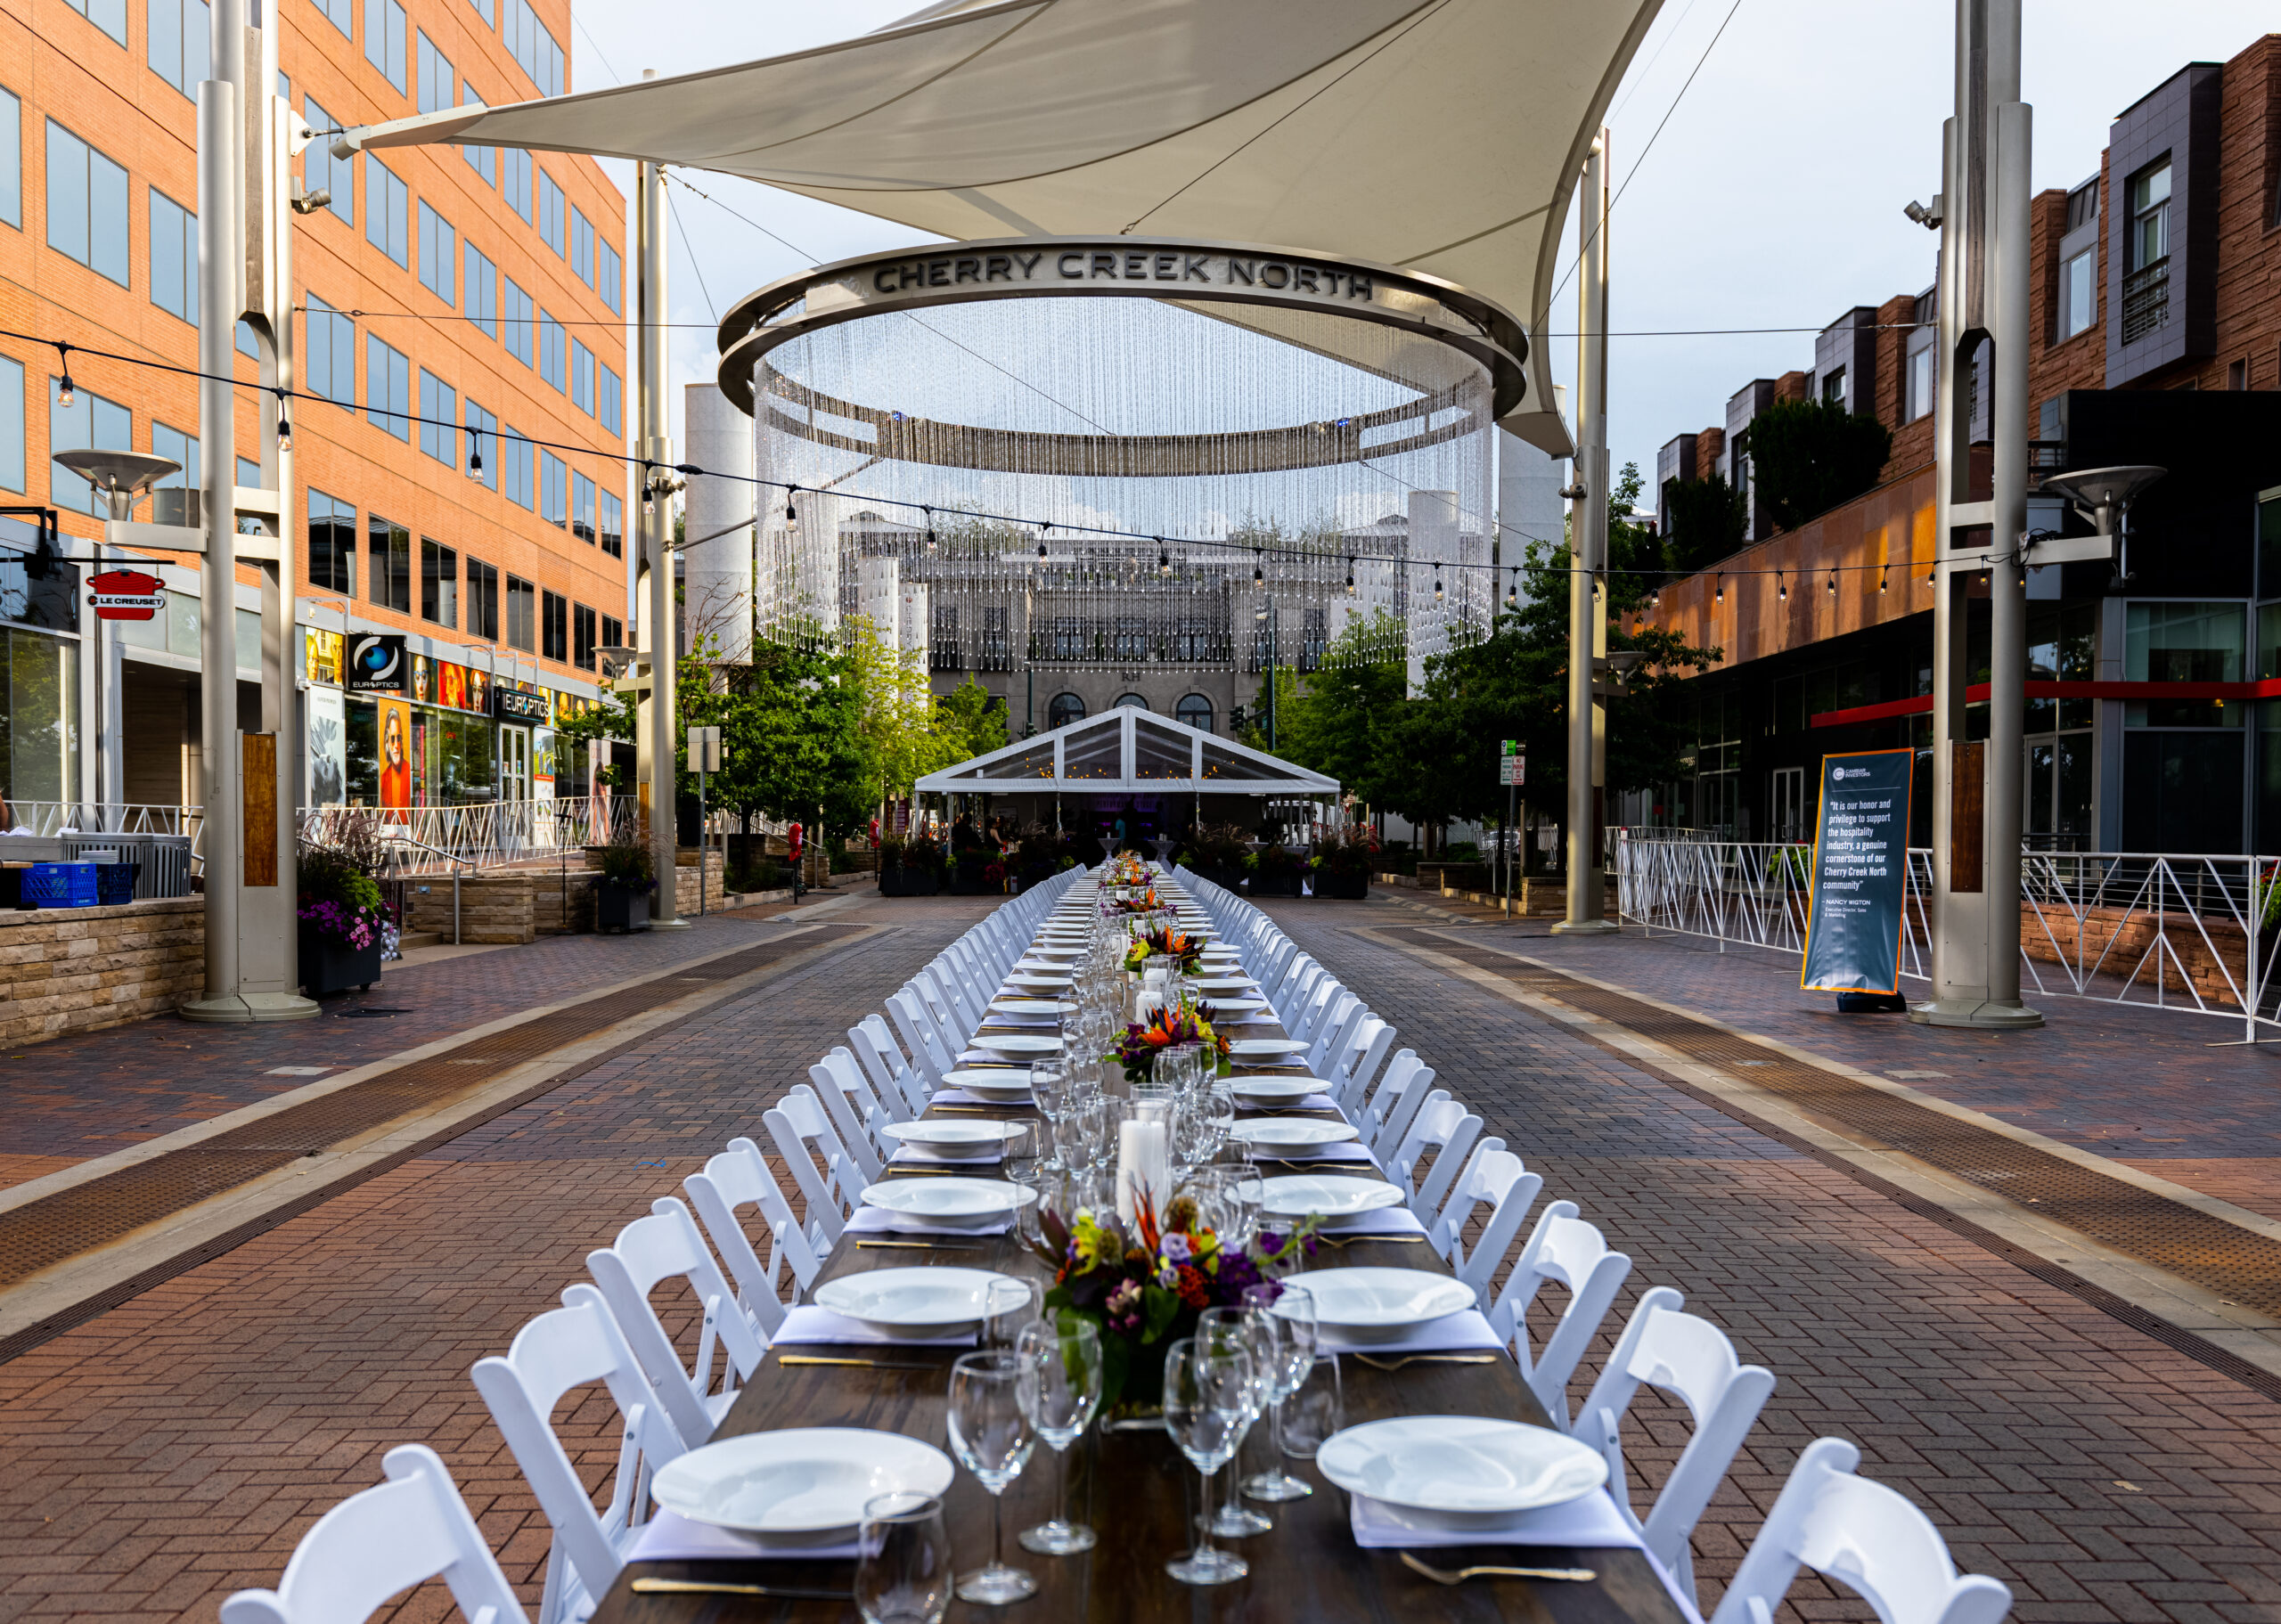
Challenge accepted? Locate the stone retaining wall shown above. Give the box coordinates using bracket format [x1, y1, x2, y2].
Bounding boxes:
[406, 876, 536, 944]
[0, 897, 204, 1046]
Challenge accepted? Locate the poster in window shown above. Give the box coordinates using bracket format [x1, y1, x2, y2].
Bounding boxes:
[307, 686, 346, 806]
[533, 727, 556, 802]
[437, 660, 466, 711]
[411, 654, 432, 705]
[377, 696, 413, 812]
[467, 666, 490, 716]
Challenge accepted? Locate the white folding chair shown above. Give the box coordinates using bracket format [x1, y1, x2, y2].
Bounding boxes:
[218, 1445, 525, 1624]
[1361, 1052, 1439, 1157]
[1304, 994, 1368, 1077]
[470, 1284, 690, 1624]
[1484, 1201, 1634, 1432]
[585, 1196, 767, 1445]
[1711, 1437, 2013, 1624]
[887, 989, 959, 1087]
[1576, 1286, 1776, 1604]
[852, 1015, 929, 1119]
[1325, 1016, 1398, 1116]
[1428, 1144, 1541, 1295]
[765, 1085, 863, 1243]
[809, 1053, 888, 1180]
[683, 1137, 820, 1334]
[1387, 1093, 1482, 1220]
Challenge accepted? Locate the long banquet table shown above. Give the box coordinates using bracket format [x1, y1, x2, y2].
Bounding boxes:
[594, 880, 1692, 1624]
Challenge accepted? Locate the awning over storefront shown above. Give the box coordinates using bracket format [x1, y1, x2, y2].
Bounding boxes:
[916, 707, 1337, 798]
[343, 0, 1669, 457]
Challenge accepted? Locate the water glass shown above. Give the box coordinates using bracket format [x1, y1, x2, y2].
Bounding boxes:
[1030, 1062, 1068, 1168]
[1240, 1284, 1318, 1501]
[985, 1277, 1037, 1350]
[856, 1491, 952, 1624]
[1016, 1316, 1104, 1555]
[1196, 1309, 1271, 1538]
[1279, 1354, 1346, 1461]
[1161, 1336, 1255, 1586]
[944, 1351, 1039, 1605]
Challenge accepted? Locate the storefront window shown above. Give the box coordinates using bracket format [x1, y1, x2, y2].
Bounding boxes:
[4, 627, 78, 803]
[2125, 600, 2244, 728]
[345, 698, 378, 804]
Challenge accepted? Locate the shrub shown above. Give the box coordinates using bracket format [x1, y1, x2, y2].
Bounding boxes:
[594, 837, 656, 888]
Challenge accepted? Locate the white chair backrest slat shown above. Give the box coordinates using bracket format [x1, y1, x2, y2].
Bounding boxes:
[1486, 1201, 1634, 1432]
[683, 1138, 818, 1334]
[585, 1196, 768, 1447]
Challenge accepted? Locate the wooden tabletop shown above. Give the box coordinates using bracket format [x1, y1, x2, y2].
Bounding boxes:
[594, 916, 1693, 1624]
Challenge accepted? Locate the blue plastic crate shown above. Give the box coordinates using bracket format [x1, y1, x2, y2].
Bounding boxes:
[94, 862, 139, 905]
[20, 862, 98, 909]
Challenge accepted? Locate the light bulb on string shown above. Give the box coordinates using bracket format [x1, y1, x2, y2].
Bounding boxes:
[54, 344, 73, 408]
[1505, 569, 1518, 612]
[1434, 567, 1444, 604]
[1827, 567, 1836, 598]
[1777, 571, 1787, 601]
[785, 487, 798, 526]
[276, 412, 292, 453]
[1346, 557, 1357, 595]
[1879, 566, 1889, 594]
[1715, 573, 1724, 605]
[1254, 553, 1264, 587]
[1157, 539, 1171, 577]
[923, 507, 936, 555]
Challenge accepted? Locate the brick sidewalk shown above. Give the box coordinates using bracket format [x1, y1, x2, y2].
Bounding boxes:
[5, 887, 2281, 1621]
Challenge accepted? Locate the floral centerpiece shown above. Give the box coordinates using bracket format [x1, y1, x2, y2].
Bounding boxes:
[1108, 854, 1152, 888]
[1026, 1190, 1315, 1408]
[1107, 1000, 1230, 1084]
[1107, 886, 1163, 916]
[1123, 925, 1205, 975]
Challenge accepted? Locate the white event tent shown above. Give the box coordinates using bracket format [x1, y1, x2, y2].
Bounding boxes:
[345, 0, 1668, 456]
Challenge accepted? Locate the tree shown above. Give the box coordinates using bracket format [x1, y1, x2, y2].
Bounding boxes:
[1745, 398, 1894, 532]
[936, 676, 1010, 763]
[1267, 614, 1408, 804]
[1662, 472, 1749, 573]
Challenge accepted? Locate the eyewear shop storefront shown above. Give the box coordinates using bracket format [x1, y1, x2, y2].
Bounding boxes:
[303, 631, 601, 811]
[0, 518, 80, 817]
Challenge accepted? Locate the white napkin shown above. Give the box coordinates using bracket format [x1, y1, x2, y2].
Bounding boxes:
[1315, 1205, 1428, 1237]
[1235, 1091, 1337, 1111]
[1255, 1141, 1378, 1167]
[979, 1011, 1060, 1028]
[627, 1509, 863, 1563]
[1318, 1308, 1505, 1356]
[846, 1206, 1010, 1238]
[929, 1087, 1031, 1106]
[1349, 1487, 1647, 1552]
[773, 1304, 977, 1349]
[889, 1143, 1003, 1167]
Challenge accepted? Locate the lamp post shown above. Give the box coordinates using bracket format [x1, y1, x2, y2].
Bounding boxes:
[635, 121, 688, 929]
[54, 449, 179, 828]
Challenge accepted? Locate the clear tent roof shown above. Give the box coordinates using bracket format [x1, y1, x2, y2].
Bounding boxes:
[915, 707, 1338, 796]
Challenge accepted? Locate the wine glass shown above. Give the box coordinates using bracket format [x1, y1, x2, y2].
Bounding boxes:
[1001, 1120, 1041, 1187]
[944, 1351, 1038, 1604]
[1160, 1336, 1255, 1586]
[1030, 1062, 1068, 1170]
[1240, 1284, 1318, 1501]
[985, 1277, 1037, 1350]
[1279, 1353, 1346, 1464]
[1015, 1316, 1104, 1555]
[856, 1491, 952, 1624]
[1196, 1309, 1271, 1538]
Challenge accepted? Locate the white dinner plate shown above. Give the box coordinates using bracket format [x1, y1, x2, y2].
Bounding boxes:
[1230, 1117, 1361, 1149]
[991, 998, 1075, 1016]
[652, 1429, 955, 1535]
[882, 1119, 1027, 1152]
[1190, 978, 1258, 994]
[1315, 1416, 1607, 1518]
[1008, 971, 1073, 985]
[860, 1177, 1036, 1228]
[1258, 1173, 1405, 1218]
[814, 1266, 1020, 1333]
[1279, 1268, 1475, 1338]
[1230, 1077, 1336, 1105]
[974, 1033, 1065, 1056]
[1201, 997, 1268, 1015]
[1227, 1037, 1307, 1058]
[953, 1073, 1035, 1103]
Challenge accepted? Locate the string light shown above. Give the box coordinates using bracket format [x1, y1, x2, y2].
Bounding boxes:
[785, 487, 798, 526]
[1505, 568, 1519, 611]
[923, 507, 936, 555]
[1254, 553, 1264, 587]
[1715, 573, 1724, 605]
[1777, 570, 1787, 601]
[1434, 567, 1444, 604]
[55, 343, 73, 408]
[464, 427, 482, 477]
[1826, 567, 1836, 597]
[1157, 539, 1171, 577]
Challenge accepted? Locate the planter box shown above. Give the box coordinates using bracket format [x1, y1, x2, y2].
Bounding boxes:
[879, 868, 940, 897]
[298, 926, 383, 997]
[1248, 870, 1303, 898]
[596, 878, 654, 933]
[1313, 871, 1369, 899]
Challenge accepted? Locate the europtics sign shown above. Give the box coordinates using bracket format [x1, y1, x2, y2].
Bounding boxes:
[346, 633, 407, 694]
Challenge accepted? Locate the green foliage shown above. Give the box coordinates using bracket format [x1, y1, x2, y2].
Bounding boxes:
[1745, 398, 1894, 532]
[593, 837, 655, 886]
[1662, 472, 1749, 573]
[936, 676, 1010, 763]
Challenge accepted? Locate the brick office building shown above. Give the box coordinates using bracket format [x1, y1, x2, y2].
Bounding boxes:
[1632, 34, 2281, 856]
[0, 0, 630, 820]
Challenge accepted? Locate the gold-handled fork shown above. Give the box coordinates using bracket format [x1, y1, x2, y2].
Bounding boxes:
[631, 1578, 849, 1600]
[1353, 1351, 1503, 1371]
[1400, 1554, 1597, 1585]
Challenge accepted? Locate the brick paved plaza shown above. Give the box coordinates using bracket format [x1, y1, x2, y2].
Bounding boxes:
[4, 886, 2281, 1620]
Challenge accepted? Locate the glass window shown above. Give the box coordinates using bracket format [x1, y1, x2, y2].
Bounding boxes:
[598, 240, 620, 314]
[2059, 248, 2095, 339]
[313, 0, 351, 38]
[147, 0, 211, 98]
[420, 538, 457, 627]
[364, 0, 406, 93]
[573, 602, 596, 670]
[0, 87, 20, 230]
[47, 378, 131, 515]
[2127, 600, 2243, 728]
[367, 514, 411, 612]
[596, 363, 620, 436]
[571, 470, 594, 543]
[505, 574, 536, 651]
[462, 241, 497, 337]
[504, 0, 564, 97]
[569, 339, 593, 413]
[1905, 331, 1934, 422]
[466, 0, 492, 26]
[463, 398, 497, 491]
[414, 30, 453, 115]
[503, 146, 531, 223]
[418, 369, 456, 465]
[2261, 492, 2281, 608]
[1820, 366, 1845, 405]
[0, 353, 22, 494]
[538, 312, 565, 390]
[2129, 159, 2171, 270]
[537, 170, 564, 255]
[303, 97, 355, 226]
[1176, 694, 1214, 734]
[459, 86, 494, 184]
[502, 426, 533, 509]
[364, 153, 407, 265]
[60, 0, 127, 45]
[365, 334, 410, 439]
[417, 200, 455, 304]
[465, 558, 498, 641]
[1047, 692, 1086, 730]
[541, 589, 567, 661]
[1133, 715, 1190, 779]
[503, 275, 534, 365]
[570, 206, 593, 284]
[45, 120, 130, 285]
[539, 449, 567, 525]
[151, 420, 198, 499]
[308, 488, 355, 596]
[148, 189, 195, 323]
[5, 628, 79, 801]
[306, 296, 355, 405]
[598, 489, 621, 558]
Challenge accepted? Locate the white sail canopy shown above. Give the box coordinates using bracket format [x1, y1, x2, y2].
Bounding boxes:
[348, 0, 1667, 455]
[916, 707, 1337, 797]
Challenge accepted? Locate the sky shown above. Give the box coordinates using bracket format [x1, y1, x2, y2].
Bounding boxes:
[568, 0, 2280, 491]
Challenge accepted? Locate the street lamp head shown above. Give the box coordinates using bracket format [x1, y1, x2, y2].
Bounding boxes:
[55, 450, 181, 520]
[2040, 464, 2166, 518]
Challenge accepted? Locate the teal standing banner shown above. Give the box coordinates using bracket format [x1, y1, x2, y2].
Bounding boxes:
[1799, 747, 1915, 994]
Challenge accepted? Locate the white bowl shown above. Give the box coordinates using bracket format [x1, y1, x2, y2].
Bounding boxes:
[651, 1429, 955, 1534]
[1316, 1416, 1607, 1517]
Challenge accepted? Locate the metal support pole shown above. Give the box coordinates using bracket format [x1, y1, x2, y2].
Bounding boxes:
[192, 47, 241, 1005]
[1914, 0, 2040, 1027]
[1556, 130, 1615, 934]
[637, 127, 688, 929]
